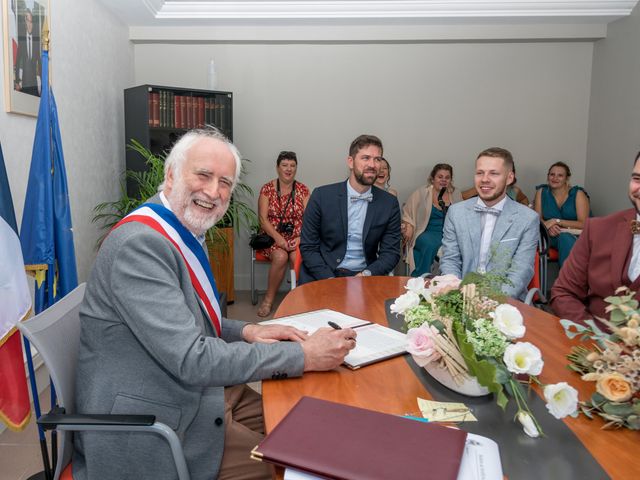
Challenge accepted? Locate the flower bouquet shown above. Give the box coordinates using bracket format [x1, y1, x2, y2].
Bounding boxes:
[391, 274, 578, 437]
[562, 287, 640, 430]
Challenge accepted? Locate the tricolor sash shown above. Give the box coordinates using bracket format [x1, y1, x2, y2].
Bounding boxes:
[112, 203, 222, 336]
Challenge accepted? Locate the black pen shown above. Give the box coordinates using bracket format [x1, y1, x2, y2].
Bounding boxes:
[328, 321, 356, 342]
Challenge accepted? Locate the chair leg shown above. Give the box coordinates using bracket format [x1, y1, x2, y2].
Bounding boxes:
[251, 254, 258, 305]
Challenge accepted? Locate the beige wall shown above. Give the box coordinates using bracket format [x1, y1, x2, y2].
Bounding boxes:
[586, 3, 640, 215]
[0, 0, 134, 281]
[135, 41, 593, 289]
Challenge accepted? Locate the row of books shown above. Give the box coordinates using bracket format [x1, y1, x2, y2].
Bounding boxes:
[147, 90, 231, 131]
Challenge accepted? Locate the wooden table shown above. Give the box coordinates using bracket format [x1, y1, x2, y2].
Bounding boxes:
[262, 276, 639, 480]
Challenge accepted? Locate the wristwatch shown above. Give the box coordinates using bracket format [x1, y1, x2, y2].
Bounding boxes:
[555, 219, 561, 225]
[361, 269, 372, 277]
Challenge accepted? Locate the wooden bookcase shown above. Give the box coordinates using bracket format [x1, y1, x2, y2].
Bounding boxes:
[124, 84, 233, 197]
[124, 84, 235, 302]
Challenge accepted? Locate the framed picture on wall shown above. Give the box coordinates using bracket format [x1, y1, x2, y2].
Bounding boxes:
[2, 0, 49, 116]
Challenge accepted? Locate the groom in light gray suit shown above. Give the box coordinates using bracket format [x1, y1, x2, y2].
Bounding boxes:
[74, 129, 357, 480]
[440, 147, 538, 299]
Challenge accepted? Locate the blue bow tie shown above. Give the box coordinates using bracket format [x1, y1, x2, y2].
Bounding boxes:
[350, 193, 373, 203]
[474, 204, 501, 216]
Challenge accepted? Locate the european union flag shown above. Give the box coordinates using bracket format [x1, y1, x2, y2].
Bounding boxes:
[20, 49, 77, 314]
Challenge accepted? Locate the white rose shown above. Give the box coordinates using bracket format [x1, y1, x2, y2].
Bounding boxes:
[405, 277, 430, 300]
[517, 412, 540, 438]
[491, 304, 525, 339]
[390, 291, 421, 315]
[543, 382, 579, 419]
[503, 342, 544, 375]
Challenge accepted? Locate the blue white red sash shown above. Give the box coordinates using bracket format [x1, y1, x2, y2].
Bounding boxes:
[112, 203, 222, 336]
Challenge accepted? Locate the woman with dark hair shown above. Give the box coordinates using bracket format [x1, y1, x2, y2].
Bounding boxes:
[401, 163, 462, 276]
[534, 161, 590, 267]
[257, 151, 310, 317]
[374, 157, 398, 197]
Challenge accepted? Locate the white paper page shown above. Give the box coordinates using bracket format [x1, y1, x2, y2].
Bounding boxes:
[284, 468, 323, 480]
[260, 309, 369, 334]
[457, 433, 503, 480]
[344, 323, 407, 367]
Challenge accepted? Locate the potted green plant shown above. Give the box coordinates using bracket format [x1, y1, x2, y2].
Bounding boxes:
[93, 139, 257, 302]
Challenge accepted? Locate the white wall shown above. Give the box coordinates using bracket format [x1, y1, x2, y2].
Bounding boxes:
[135, 41, 593, 289]
[0, 0, 134, 281]
[586, 3, 640, 215]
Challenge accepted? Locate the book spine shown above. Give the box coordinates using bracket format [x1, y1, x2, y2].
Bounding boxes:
[169, 92, 175, 128]
[198, 97, 205, 128]
[192, 96, 197, 129]
[175, 95, 181, 129]
[153, 93, 159, 127]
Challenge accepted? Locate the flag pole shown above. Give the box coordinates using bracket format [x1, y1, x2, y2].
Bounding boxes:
[23, 19, 53, 480]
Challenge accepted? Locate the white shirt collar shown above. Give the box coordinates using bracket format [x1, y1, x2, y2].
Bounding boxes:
[475, 195, 507, 212]
[346, 179, 372, 197]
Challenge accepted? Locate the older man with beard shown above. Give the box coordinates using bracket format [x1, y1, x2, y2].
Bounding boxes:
[73, 129, 357, 480]
[299, 134, 401, 284]
[439, 147, 539, 300]
[551, 151, 640, 328]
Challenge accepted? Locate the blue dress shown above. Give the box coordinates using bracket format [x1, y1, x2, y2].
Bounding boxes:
[536, 184, 589, 267]
[412, 207, 445, 276]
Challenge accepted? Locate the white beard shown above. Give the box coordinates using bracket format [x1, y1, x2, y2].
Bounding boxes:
[167, 178, 229, 236]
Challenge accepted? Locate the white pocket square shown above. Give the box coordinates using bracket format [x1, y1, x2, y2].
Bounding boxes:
[500, 238, 518, 243]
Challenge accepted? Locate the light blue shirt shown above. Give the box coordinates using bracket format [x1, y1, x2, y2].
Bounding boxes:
[337, 181, 371, 271]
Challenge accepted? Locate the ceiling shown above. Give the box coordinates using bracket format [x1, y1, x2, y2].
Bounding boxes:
[97, 0, 640, 42]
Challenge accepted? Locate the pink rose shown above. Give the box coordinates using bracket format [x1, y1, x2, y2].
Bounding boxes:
[407, 325, 441, 366]
[428, 274, 461, 296]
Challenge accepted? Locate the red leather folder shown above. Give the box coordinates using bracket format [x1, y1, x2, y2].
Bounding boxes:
[251, 396, 467, 480]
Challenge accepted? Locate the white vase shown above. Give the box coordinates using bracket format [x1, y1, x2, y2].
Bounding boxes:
[422, 360, 490, 397]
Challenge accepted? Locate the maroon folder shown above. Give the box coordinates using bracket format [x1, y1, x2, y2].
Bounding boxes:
[252, 396, 467, 480]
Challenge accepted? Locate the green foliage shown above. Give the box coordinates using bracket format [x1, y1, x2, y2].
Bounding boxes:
[453, 321, 508, 409]
[433, 290, 463, 321]
[92, 139, 257, 248]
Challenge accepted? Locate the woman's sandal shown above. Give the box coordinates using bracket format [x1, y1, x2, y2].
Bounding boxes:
[257, 299, 273, 318]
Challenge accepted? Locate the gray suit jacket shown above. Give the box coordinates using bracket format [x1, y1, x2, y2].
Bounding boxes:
[73, 195, 304, 480]
[440, 197, 539, 300]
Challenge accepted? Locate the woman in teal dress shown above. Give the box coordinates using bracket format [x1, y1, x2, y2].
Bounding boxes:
[402, 164, 462, 276]
[534, 162, 590, 267]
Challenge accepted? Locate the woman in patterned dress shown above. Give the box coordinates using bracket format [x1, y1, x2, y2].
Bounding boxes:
[257, 151, 310, 317]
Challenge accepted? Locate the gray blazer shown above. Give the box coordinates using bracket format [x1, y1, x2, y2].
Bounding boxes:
[73, 195, 304, 480]
[440, 197, 539, 300]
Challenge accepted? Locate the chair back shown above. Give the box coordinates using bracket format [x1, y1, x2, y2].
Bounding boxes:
[291, 245, 302, 288]
[17, 283, 86, 479]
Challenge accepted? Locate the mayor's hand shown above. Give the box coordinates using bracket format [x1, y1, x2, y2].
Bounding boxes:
[302, 327, 357, 371]
[243, 324, 308, 344]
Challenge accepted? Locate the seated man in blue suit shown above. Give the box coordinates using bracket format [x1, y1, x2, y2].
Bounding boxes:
[299, 134, 401, 284]
[440, 147, 538, 299]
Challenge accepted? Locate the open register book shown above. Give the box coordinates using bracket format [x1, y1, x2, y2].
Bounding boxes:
[260, 309, 407, 369]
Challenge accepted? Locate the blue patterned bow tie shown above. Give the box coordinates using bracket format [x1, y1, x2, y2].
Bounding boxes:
[350, 193, 373, 203]
[474, 204, 501, 216]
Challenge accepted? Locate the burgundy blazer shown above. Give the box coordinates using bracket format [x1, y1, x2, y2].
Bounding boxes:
[551, 208, 640, 324]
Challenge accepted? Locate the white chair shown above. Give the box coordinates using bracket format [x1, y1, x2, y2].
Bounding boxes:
[18, 283, 190, 480]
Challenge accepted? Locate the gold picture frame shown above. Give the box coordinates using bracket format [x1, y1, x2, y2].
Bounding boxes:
[3, 0, 49, 116]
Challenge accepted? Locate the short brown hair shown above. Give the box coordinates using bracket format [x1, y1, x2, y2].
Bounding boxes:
[349, 134, 383, 158]
[276, 151, 297, 166]
[548, 161, 571, 178]
[476, 147, 514, 172]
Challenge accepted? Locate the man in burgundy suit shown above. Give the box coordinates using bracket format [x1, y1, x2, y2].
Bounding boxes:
[551, 151, 640, 325]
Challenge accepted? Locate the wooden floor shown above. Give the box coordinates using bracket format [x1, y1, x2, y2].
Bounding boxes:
[0, 290, 281, 480]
